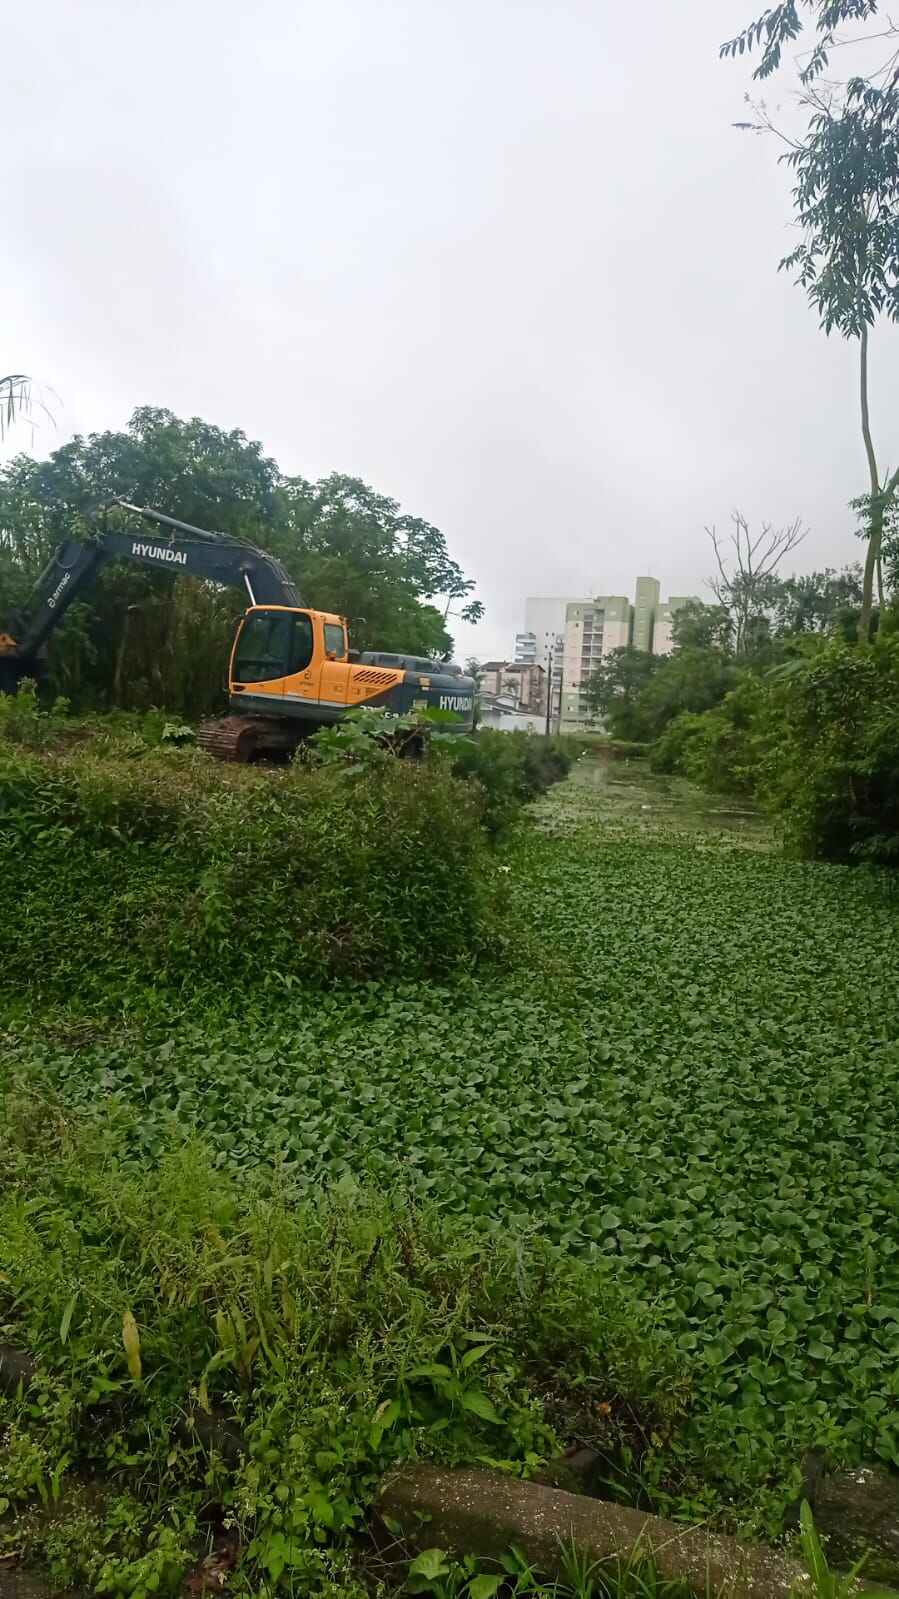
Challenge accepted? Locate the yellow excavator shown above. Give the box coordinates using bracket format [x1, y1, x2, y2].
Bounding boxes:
[0, 500, 476, 761]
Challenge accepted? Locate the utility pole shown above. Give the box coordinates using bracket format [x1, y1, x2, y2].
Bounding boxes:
[544, 631, 557, 738]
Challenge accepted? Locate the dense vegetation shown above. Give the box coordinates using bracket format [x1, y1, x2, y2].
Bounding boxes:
[3, 728, 899, 1595]
[647, 627, 899, 862]
[2, 1120, 674, 1599]
[5, 8, 899, 1598]
[0, 696, 578, 1005]
[691, 0, 899, 858]
[583, 573, 899, 862]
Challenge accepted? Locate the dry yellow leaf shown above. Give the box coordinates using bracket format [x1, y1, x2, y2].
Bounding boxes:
[122, 1310, 142, 1383]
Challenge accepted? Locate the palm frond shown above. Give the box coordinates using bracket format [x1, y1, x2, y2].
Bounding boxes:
[0, 374, 31, 439]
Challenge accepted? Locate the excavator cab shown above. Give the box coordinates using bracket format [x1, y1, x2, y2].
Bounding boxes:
[229, 605, 361, 723]
[231, 608, 317, 687]
[227, 604, 475, 739]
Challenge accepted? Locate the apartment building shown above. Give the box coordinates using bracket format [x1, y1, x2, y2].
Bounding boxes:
[652, 597, 697, 657]
[560, 596, 630, 724]
[479, 661, 510, 696]
[632, 577, 660, 653]
[503, 661, 546, 712]
[515, 582, 699, 730]
[513, 597, 572, 724]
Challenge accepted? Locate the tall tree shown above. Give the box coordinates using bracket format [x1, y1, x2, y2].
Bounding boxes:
[671, 600, 734, 653]
[583, 644, 738, 742]
[582, 648, 658, 738]
[773, 564, 864, 634]
[706, 512, 807, 652]
[722, 2, 899, 637]
[275, 474, 457, 656]
[0, 408, 284, 713]
[636, 648, 739, 741]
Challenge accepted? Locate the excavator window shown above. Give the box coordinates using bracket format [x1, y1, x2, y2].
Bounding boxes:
[323, 622, 346, 660]
[234, 612, 291, 682]
[235, 610, 314, 682]
[289, 614, 314, 673]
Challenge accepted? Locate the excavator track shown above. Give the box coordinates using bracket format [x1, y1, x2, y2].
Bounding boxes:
[197, 715, 303, 763]
[196, 716, 260, 762]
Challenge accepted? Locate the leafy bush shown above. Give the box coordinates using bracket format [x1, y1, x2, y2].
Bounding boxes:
[0, 742, 497, 1003]
[0, 1102, 682, 1594]
[586, 648, 737, 745]
[650, 636, 899, 861]
[650, 678, 766, 795]
[306, 704, 432, 765]
[0, 682, 190, 754]
[0, 679, 72, 750]
[649, 715, 703, 777]
[757, 635, 899, 862]
[447, 730, 573, 837]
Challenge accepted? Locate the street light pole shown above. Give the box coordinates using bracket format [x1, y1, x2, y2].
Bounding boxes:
[544, 631, 556, 738]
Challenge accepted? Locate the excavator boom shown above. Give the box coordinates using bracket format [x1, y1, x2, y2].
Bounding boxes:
[1, 500, 301, 673]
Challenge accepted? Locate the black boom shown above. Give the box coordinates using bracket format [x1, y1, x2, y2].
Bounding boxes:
[0, 500, 301, 687]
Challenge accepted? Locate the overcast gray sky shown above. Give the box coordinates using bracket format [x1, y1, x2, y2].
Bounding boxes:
[6, 0, 899, 661]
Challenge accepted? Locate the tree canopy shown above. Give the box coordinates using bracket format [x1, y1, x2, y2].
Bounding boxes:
[582, 647, 658, 738]
[721, 2, 892, 85]
[774, 565, 864, 635]
[671, 600, 733, 653]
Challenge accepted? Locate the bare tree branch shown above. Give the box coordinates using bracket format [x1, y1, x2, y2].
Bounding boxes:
[706, 512, 808, 653]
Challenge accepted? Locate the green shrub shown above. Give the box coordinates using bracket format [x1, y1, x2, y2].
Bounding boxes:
[758, 636, 899, 862]
[0, 682, 189, 755]
[0, 745, 497, 1003]
[448, 731, 572, 837]
[649, 714, 705, 777]
[0, 1102, 684, 1595]
[0, 679, 73, 750]
[648, 637, 899, 862]
[650, 679, 765, 795]
[306, 714, 573, 826]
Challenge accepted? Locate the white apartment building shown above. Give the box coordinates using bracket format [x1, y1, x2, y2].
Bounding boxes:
[515, 584, 699, 730]
[515, 598, 573, 658]
[513, 597, 573, 724]
[561, 596, 631, 724]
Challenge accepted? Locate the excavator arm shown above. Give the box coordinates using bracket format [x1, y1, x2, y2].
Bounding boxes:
[0, 500, 301, 685]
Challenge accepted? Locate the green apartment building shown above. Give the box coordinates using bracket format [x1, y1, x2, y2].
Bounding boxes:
[632, 577, 660, 653]
[557, 582, 698, 729]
